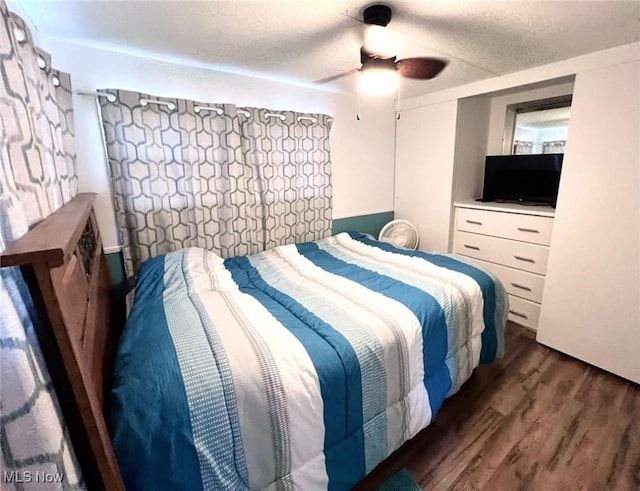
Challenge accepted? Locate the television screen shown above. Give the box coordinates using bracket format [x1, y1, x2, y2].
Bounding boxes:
[481, 154, 563, 206]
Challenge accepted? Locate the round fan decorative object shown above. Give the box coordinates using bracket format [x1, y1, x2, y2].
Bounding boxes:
[378, 219, 419, 250]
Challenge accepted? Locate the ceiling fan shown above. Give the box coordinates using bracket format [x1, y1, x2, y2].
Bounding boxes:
[315, 4, 448, 91]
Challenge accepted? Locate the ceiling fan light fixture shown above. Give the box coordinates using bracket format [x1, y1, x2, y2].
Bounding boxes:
[363, 24, 402, 58]
[359, 66, 398, 96]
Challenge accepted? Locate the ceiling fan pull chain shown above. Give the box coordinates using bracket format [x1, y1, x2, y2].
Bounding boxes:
[356, 82, 361, 120]
[396, 86, 400, 120]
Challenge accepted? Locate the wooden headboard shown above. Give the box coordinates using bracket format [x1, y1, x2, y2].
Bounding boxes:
[0, 194, 124, 490]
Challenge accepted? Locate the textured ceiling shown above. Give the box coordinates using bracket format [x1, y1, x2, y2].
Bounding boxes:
[12, 0, 640, 99]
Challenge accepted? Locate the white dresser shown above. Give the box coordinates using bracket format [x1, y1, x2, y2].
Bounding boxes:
[452, 200, 555, 331]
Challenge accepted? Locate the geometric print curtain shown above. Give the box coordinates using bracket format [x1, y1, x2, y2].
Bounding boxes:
[99, 90, 265, 276]
[240, 108, 332, 250]
[0, 3, 84, 489]
[99, 90, 333, 277]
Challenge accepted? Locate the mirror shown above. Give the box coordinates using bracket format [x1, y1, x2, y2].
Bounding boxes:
[505, 96, 572, 155]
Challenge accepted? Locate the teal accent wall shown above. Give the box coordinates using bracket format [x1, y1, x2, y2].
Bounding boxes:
[105, 251, 125, 288]
[105, 251, 127, 332]
[331, 211, 394, 238]
[104, 210, 395, 328]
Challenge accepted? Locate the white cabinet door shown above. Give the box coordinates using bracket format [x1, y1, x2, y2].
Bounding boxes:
[537, 61, 640, 383]
[395, 100, 458, 253]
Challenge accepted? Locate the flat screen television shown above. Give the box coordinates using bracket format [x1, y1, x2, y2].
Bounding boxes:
[480, 154, 563, 207]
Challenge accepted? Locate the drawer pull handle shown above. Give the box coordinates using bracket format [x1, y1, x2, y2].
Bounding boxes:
[514, 255, 536, 263]
[509, 310, 529, 319]
[464, 245, 480, 251]
[517, 227, 540, 234]
[466, 220, 483, 226]
[511, 282, 532, 292]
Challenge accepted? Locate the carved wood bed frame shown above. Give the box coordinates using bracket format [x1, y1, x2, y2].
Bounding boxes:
[0, 194, 125, 490]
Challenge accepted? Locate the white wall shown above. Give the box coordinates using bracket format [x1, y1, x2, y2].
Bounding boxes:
[451, 96, 491, 203]
[37, 36, 396, 250]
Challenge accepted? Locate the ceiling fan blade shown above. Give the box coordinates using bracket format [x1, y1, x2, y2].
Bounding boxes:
[313, 69, 360, 84]
[396, 57, 448, 80]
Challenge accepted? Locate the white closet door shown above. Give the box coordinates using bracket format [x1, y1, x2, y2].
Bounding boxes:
[537, 61, 640, 383]
[395, 100, 458, 252]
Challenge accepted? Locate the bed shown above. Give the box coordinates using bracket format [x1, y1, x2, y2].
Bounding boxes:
[112, 232, 507, 490]
[0, 195, 507, 491]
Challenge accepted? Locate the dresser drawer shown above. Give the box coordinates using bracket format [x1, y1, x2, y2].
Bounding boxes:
[507, 295, 541, 331]
[453, 231, 550, 275]
[461, 257, 545, 304]
[456, 207, 554, 246]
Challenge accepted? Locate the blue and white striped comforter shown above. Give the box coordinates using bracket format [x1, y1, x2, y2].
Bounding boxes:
[111, 232, 508, 490]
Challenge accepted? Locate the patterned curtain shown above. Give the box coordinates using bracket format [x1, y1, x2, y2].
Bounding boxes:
[100, 90, 265, 276]
[239, 108, 333, 249]
[99, 92, 333, 276]
[0, 3, 83, 489]
[542, 140, 566, 153]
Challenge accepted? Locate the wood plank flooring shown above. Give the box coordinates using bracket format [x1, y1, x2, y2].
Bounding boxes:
[354, 322, 640, 490]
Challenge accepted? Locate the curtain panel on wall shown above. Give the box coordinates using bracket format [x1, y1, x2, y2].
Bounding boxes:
[0, 3, 84, 489]
[99, 90, 265, 276]
[240, 108, 333, 249]
[99, 90, 333, 277]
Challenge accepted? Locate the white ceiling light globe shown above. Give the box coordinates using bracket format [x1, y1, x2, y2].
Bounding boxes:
[363, 25, 402, 58]
[359, 68, 399, 96]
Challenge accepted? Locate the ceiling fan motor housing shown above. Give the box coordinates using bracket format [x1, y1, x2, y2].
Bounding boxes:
[360, 47, 396, 66]
[363, 4, 392, 26]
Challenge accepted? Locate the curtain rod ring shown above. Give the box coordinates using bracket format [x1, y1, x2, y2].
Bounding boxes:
[139, 98, 176, 111]
[265, 112, 286, 121]
[13, 25, 26, 43]
[75, 90, 116, 102]
[194, 105, 224, 115]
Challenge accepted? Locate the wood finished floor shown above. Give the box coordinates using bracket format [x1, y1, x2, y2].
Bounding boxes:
[354, 322, 640, 491]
